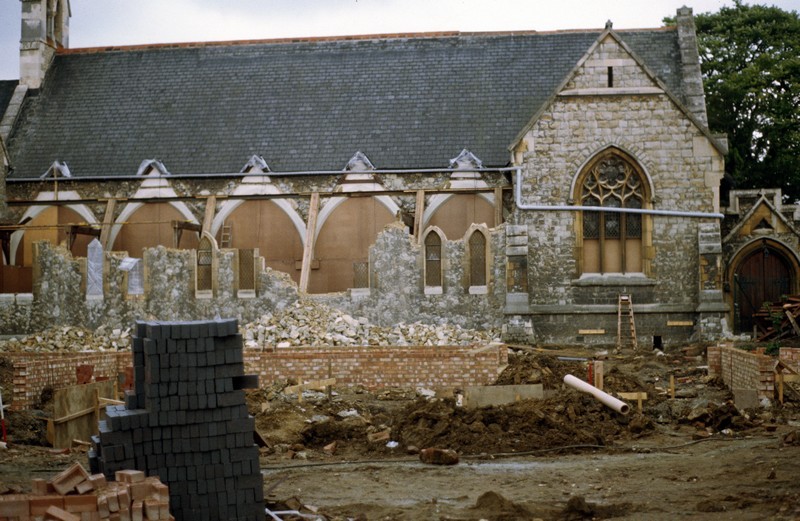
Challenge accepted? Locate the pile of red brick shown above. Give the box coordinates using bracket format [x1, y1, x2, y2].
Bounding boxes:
[0, 463, 171, 521]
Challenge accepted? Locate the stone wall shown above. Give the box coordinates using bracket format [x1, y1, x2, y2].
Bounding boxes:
[2, 222, 510, 335]
[510, 34, 725, 343]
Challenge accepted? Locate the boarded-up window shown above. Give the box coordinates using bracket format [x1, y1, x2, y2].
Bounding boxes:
[425, 232, 442, 287]
[197, 236, 213, 292]
[238, 248, 256, 292]
[468, 231, 487, 287]
[507, 255, 528, 293]
[86, 239, 103, 299]
[580, 152, 645, 274]
[119, 257, 144, 296]
[353, 261, 369, 288]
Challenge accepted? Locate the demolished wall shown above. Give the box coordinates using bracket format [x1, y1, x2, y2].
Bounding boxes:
[2, 224, 510, 335]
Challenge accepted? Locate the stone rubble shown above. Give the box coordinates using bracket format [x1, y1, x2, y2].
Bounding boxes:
[0, 326, 132, 353]
[0, 300, 499, 353]
[242, 300, 499, 348]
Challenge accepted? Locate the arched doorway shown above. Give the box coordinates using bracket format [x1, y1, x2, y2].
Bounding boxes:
[731, 240, 798, 334]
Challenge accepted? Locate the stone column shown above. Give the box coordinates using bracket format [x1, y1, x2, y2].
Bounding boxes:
[696, 221, 728, 339]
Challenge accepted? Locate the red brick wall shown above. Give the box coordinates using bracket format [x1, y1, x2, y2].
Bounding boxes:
[779, 348, 800, 373]
[8, 344, 507, 409]
[243, 344, 508, 390]
[7, 352, 131, 410]
[708, 345, 774, 399]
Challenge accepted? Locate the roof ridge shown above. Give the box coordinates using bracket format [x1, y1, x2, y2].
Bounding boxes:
[57, 26, 675, 56]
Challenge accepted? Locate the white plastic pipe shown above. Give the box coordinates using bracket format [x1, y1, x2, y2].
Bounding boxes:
[511, 166, 724, 219]
[563, 374, 630, 415]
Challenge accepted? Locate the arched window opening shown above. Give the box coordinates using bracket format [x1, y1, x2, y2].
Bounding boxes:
[468, 231, 487, 288]
[580, 152, 646, 274]
[196, 235, 214, 295]
[424, 232, 442, 288]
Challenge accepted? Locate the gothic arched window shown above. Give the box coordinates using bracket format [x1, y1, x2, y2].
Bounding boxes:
[424, 230, 443, 288]
[579, 150, 647, 274]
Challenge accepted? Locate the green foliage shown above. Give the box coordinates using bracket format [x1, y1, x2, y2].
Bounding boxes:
[692, 2, 800, 202]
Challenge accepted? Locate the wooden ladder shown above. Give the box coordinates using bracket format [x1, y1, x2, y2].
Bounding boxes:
[617, 294, 638, 351]
[220, 224, 233, 248]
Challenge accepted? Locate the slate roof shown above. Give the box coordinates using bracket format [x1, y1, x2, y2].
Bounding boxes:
[6, 28, 683, 179]
[0, 80, 18, 121]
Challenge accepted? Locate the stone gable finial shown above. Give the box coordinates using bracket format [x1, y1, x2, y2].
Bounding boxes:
[605, 20, 613, 30]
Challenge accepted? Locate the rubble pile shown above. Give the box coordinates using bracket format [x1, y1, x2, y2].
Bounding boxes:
[0, 463, 172, 521]
[0, 326, 131, 353]
[242, 300, 499, 348]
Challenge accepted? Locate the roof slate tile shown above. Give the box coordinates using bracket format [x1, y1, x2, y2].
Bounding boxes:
[7, 30, 682, 178]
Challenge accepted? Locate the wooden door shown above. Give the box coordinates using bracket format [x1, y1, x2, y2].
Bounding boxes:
[734, 247, 792, 333]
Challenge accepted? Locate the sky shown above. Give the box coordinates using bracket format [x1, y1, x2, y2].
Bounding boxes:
[1, 0, 799, 80]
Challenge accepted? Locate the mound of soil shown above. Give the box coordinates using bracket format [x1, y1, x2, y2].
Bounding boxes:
[391, 391, 652, 455]
[494, 352, 584, 388]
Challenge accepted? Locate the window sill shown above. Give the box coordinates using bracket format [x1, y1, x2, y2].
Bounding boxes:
[195, 290, 214, 299]
[424, 286, 443, 295]
[468, 285, 488, 295]
[237, 290, 256, 299]
[571, 273, 656, 287]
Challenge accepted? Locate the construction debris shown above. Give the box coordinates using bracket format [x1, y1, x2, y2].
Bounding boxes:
[0, 464, 172, 521]
[241, 300, 499, 348]
[754, 294, 800, 341]
[419, 448, 459, 465]
[0, 326, 131, 353]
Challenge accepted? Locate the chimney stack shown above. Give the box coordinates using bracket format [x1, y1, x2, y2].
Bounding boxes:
[19, 0, 70, 89]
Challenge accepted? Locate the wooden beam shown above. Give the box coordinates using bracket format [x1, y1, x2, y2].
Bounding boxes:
[172, 220, 202, 248]
[98, 199, 117, 251]
[299, 192, 320, 293]
[413, 190, 425, 243]
[617, 391, 647, 413]
[283, 378, 337, 395]
[201, 195, 217, 234]
[66, 225, 101, 249]
[786, 310, 800, 336]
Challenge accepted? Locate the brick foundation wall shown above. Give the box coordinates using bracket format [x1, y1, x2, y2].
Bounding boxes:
[7, 344, 506, 410]
[779, 348, 800, 373]
[7, 352, 131, 410]
[707, 345, 774, 399]
[243, 344, 507, 390]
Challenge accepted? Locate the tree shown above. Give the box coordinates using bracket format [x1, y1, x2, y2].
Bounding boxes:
[683, 2, 800, 201]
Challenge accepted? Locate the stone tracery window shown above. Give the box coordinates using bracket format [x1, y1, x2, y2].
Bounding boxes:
[579, 151, 646, 274]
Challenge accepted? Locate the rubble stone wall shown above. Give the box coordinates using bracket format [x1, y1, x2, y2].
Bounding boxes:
[707, 345, 774, 399]
[243, 344, 507, 390]
[8, 352, 130, 409]
[7, 223, 508, 335]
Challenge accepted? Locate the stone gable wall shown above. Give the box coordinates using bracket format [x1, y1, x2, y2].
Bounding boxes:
[517, 91, 722, 304]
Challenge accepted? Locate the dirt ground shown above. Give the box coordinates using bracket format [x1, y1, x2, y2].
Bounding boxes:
[2, 346, 800, 520]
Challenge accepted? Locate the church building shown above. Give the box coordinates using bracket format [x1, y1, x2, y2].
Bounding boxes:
[1, 0, 748, 347]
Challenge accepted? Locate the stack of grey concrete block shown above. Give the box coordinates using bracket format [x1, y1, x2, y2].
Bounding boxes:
[89, 319, 264, 521]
